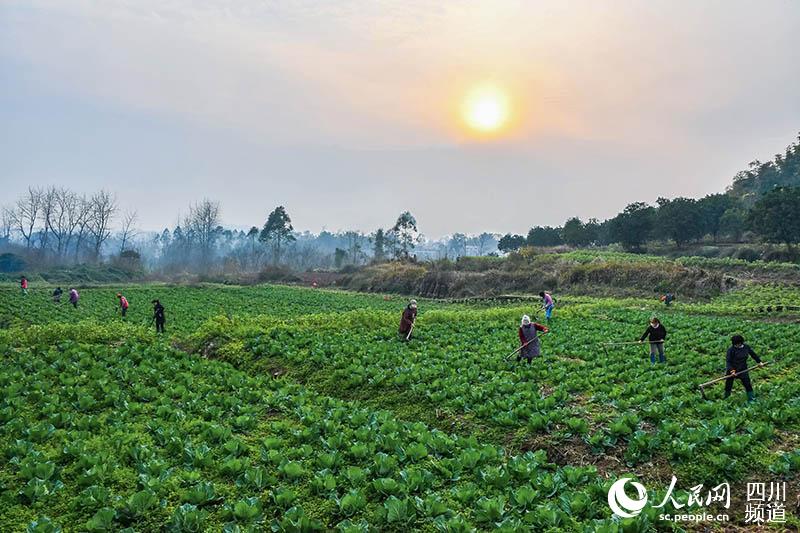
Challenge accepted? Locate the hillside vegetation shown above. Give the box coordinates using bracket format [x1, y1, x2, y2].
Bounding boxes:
[339, 251, 800, 300]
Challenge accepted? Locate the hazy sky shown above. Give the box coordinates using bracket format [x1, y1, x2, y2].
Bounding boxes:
[2, 1, 799, 237]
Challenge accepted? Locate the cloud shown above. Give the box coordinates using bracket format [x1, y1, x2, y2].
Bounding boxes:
[1, 0, 799, 236]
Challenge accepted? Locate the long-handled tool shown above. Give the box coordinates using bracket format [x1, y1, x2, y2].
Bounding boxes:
[601, 340, 665, 346]
[601, 339, 663, 356]
[698, 362, 771, 399]
[405, 320, 415, 341]
[505, 331, 550, 361]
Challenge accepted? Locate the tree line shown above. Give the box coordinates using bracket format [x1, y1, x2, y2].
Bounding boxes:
[1, 187, 122, 263]
[0, 190, 436, 274]
[2, 135, 799, 274]
[498, 135, 800, 256]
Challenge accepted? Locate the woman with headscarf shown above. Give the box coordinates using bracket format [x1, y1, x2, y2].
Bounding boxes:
[399, 299, 418, 340]
[518, 314, 549, 363]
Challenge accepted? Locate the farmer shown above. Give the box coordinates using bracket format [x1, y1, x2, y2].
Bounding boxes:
[539, 291, 555, 321]
[152, 299, 165, 333]
[399, 299, 418, 340]
[640, 316, 667, 364]
[20, 276, 28, 296]
[52, 287, 63, 303]
[68, 288, 79, 308]
[517, 314, 549, 364]
[660, 292, 675, 307]
[117, 293, 129, 317]
[725, 335, 764, 402]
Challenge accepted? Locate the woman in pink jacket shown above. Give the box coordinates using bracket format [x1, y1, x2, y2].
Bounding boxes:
[117, 293, 129, 317]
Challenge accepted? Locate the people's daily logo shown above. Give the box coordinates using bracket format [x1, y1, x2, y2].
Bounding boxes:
[607, 478, 648, 518]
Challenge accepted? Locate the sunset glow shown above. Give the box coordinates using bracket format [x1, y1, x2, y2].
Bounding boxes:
[462, 84, 510, 135]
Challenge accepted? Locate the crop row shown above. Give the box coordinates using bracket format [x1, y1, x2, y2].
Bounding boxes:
[0, 327, 693, 532]
[0, 285, 456, 333]
[194, 306, 800, 486]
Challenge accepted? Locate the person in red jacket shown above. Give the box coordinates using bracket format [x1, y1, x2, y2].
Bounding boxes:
[117, 293, 129, 317]
[20, 276, 28, 296]
[518, 314, 549, 363]
[399, 299, 418, 340]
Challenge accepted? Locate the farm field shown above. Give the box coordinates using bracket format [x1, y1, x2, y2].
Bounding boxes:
[1, 283, 799, 531]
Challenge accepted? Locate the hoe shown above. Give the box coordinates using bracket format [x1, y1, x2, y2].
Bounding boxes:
[600, 339, 663, 357]
[405, 320, 415, 341]
[698, 362, 772, 399]
[505, 331, 550, 361]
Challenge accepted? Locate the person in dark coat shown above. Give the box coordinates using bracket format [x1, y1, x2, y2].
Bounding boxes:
[52, 287, 63, 303]
[725, 335, 764, 402]
[152, 300, 166, 333]
[517, 314, 549, 363]
[399, 300, 418, 340]
[640, 317, 667, 364]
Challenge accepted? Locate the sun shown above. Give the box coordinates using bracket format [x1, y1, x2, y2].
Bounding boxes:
[462, 84, 510, 134]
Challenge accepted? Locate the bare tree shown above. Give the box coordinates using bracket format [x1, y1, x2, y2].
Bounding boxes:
[87, 190, 117, 260]
[475, 232, 497, 256]
[43, 187, 80, 257]
[344, 231, 366, 265]
[187, 199, 220, 267]
[11, 187, 44, 248]
[39, 188, 57, 252]
[0, 207, 13, 241]
[72, 195, 93, 262]
[246, 226, 264, 270]
[119, 210, 138, 252]
[289, 242, 320, 270]
[448, 233, 467, 258]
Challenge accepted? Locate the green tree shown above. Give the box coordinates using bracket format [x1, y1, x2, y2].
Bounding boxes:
[259, 206, 296, 264]
[372, 228, 386, 262]
[656, 197, 703, 247]
[609, 202, 655, 251]
[334, 247, 347, 269]
[719, 207, 747, 242]
[389, 211, 418, 259]
[246, 226, 260, 268]
[526, 226, 563, 246]
[748, 187, 800, 256]
[498, 233, 526, 253]
[729, 134, 800, 205]
[697, 193, 738, 241]
[562, 217, 591, 247]
[594, 219, 614, 246]
[584, 218, 601, 245]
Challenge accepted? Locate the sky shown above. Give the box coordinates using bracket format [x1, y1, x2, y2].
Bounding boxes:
[1, 0, 799, 238]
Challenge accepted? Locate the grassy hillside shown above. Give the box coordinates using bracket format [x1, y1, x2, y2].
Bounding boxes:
[340, 251, 800, 300]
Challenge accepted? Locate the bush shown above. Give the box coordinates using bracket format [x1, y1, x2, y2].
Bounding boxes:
[0, 253, 27, 273]
[453, 256, 504, 272]
[733, 247, 762, 262]
[762, 248, 794, 263]
[112, 250, 143, 272]
[339, 264, 361, 274]
[695, 246, 722, 258]
[342, 262, 427, 294]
